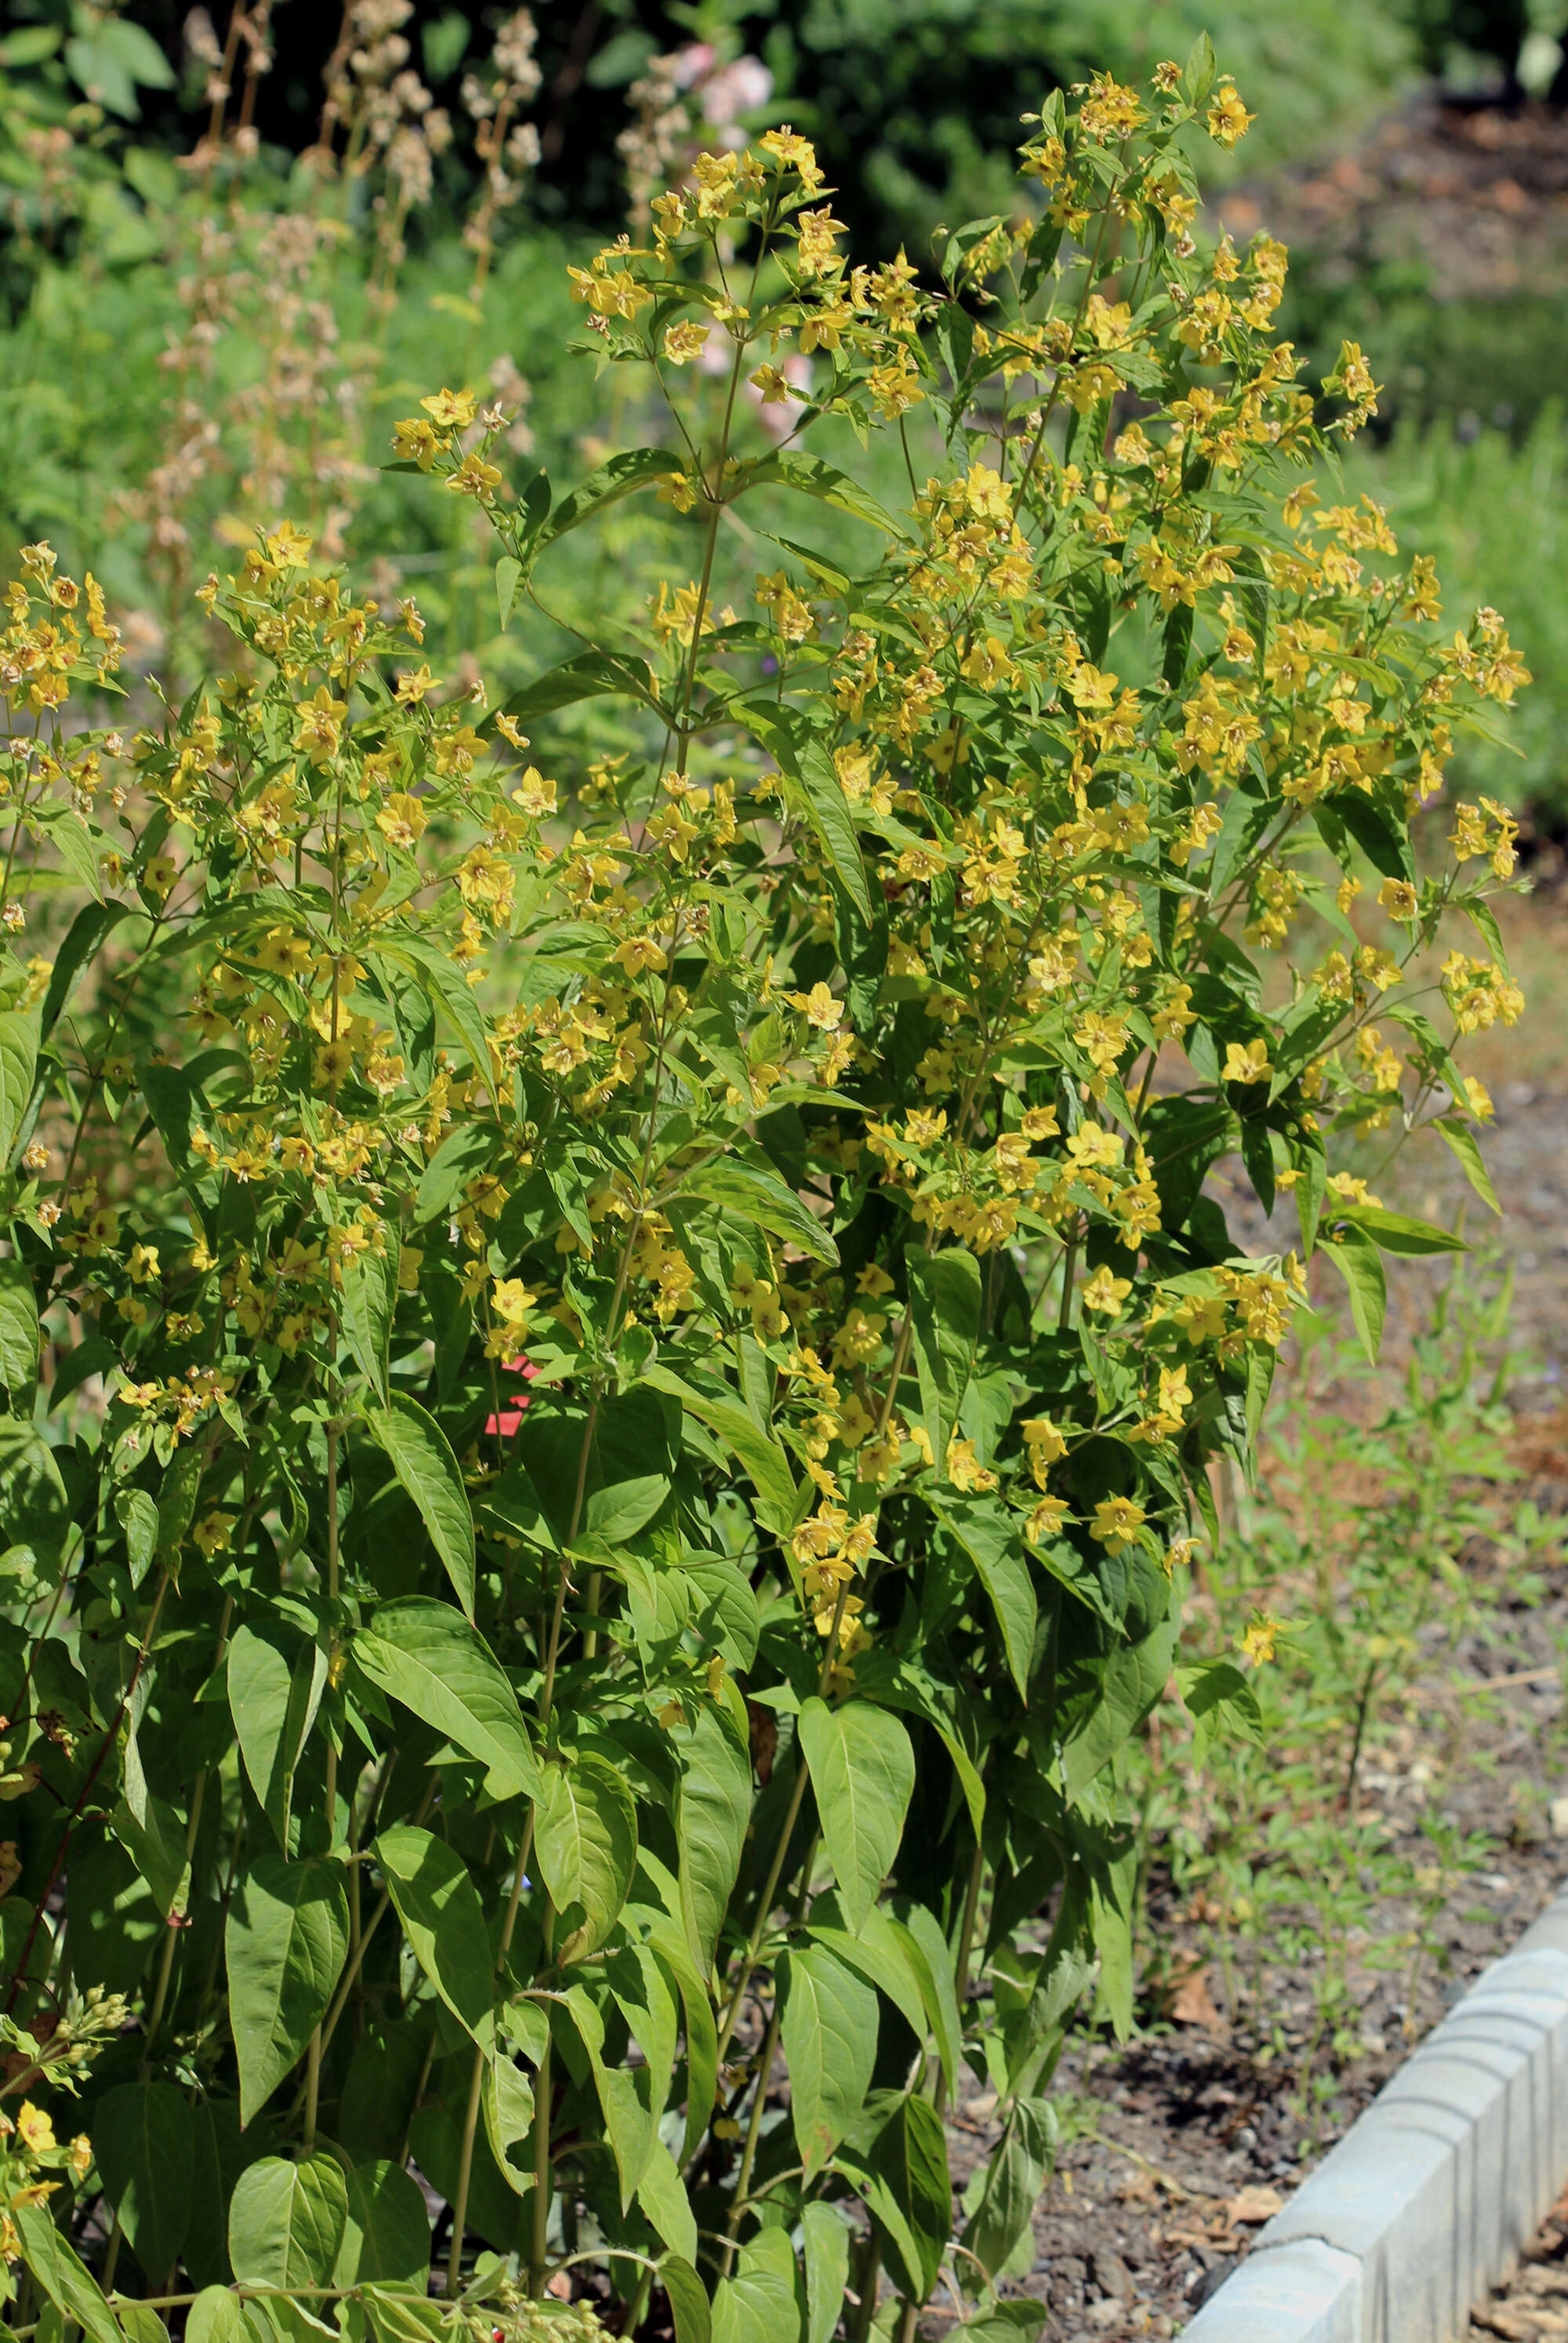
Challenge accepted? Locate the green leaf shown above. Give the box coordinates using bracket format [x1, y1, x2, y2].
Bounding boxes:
[1322, 1225, 1388, 1363]
[735, 697, 872, 920]
[891, 1901, 964, 2099]
[643, 1364, 797, 1538]
[839, 2094, 951, 2305]
[0, 1254, 39, 1394]
[381, 934, 493, 1088]
[187, 2287, 260, 2343]
[961, 2094, 1056, 2281]
[493, 649, 670, 728]
[805, 1899, 927, 2044]
[227, 1623, 327, 1850]
[482, 2051, 535, 2196]
[0, 1007, 39, 1168]
[1338, 1204, 1467, 1256]
[363, 1394, 477, 1617]
[797, 1697, 914, 1934]
[376, 1823, 495, 2046]
[684, 1158, 839, 1266]
[905, 1248, 980, 1469]
[495, 556, 523, 631]
[92, 2080, 194, 2279]
[359, 2288, 450, 2343]
[333, 2160, 431, 2287]
[923, 1491, 1036, 1701]
[1179, 1658, 1264, 1767]
[228, 2153, 347, 2290]
[225, 1852, 350, 2126]
[802, 2203, 851, 2343]
[676, 1698, 751, 1977]
[1060, 1615, 1177, 1800]
[711, 2226, 802, 2343]
[779, 1943, 879, 2178]
[636, 2134, 697, 2264]
[340, 1242, 397, 1405]
[1436, 1117, 1501, 1215]
[539, 445, 681, 543]
[11, 2203, 124, 2343]
[114, 1488, 159, 1588]
[353, 1599, 539, 1801]
[662, 2255, 713, 2343]
[741, 448, 904, 535]
[535, 1751, 638, 1961]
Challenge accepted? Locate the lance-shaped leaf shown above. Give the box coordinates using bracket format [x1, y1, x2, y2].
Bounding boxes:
[0, 1006, 38, 1168]
[539, 445, 682, 543]
[379, 934, 494, 1090]
[644, 1364, 797, 1538]
[797, 1696, 914, 1933]
[363, 1393, 476, 1617]
[0, 1255, 39, 1394]
[802, 2203, 851, 2343]
[735, 696, 873, 919]
[904, 1246, 981, 1467]
[924, 1488, 1036, 1700]
[779, 1943, 879, 2178]
[1436, 1117, 1501, 1215]
[227, 1622, 327, 1849]
[534, 1750, 637, 1961]
[11, 2203, 123, 2343]
[340, 1241, 397, 1404]
[837, 2093, 951, 2305]
[353, 1598, 539, 1800]
[376, 1823, 495, 2047]
[960, 2094, 1057, 2280]
[675, 1698, 751, 1976]
[93, 2080, 194, 2278]
[1321, 1224, 1387, 1364]
[684, 1157, 839, 1266]
[225, 1851, 350, 2125]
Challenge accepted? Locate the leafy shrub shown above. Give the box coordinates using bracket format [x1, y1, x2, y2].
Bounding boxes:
[0, 41, 1530, 2343]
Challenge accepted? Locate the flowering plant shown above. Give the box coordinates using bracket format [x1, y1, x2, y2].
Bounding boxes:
[0, 41, 1526, 2343]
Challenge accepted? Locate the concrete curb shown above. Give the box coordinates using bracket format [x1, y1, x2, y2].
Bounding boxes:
[1180, 1876, 1568, 2342]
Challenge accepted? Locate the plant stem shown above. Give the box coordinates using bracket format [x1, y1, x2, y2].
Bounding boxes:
[447, 1814, 535, 2296]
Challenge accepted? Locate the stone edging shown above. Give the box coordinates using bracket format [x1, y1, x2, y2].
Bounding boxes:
[1179, 1876, 1568, 2341]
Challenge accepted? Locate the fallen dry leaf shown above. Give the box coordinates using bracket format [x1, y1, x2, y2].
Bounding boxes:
[1167, 1963, 1224, 2031]
[1225, 2185, 1286, 2226]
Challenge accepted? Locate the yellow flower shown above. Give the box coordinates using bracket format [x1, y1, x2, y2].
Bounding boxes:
[1240, 1613, 1283, 1666]
[1207, 81, 1254, 147]
[376, 792, 428, 850]
[420, 387, 477, 430]
[191, 1513, 233, 1557]
[1377, 877, 1417, 922]
[788, 982, 844, 1032]
[16, 2102, 55, 2154]
[447, 452, 503, 502]
[1090, 1495, 1146, 1551]
[1222, 1037, 1271, 1084]
[1080, 1266, 1131, 1317]
[1025, 1495, 1069, 1546]
[614, 935, 667, 977]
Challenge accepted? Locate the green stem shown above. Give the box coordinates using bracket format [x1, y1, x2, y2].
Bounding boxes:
[447, 1814, 535, 2296]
